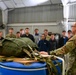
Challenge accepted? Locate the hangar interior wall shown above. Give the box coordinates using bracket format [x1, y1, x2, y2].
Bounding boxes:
[67, 4, 76, 30]
[69, 4, 76, 20]
[0, 10, 2, 24]
[7, 4, 63, 34]
[8, 5, 63, 23]
[7, 23, 63, 34]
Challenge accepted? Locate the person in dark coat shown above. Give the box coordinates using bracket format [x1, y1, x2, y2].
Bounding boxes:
[58, 30, 68, 47]
[21, 28, 35, 42]
[49, 33, 57, 51]
[38, 34, 50, 52]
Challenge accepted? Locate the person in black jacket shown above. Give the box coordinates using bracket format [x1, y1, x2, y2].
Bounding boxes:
[58, 30, 68, 47]
[38, 34, 50, 52]
[21, 28, 35, 42]
[0, 31, 4, 41]
[49, 33, 57, 51]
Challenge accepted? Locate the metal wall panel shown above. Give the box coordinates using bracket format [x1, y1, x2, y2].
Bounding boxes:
[7, 24, 63, 34]
[0, 10, 2, 23]
[8, 5, 63, 23]
[69, 4, 76, 19]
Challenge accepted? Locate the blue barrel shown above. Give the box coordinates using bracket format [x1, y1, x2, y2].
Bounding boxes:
[52, 59, 62, 75]
[0, 59, 62, 75]
[0, 62, 47, 75]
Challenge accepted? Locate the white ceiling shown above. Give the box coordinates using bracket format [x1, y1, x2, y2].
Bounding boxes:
[0, 0, 62, 10]
[0, 0, 76, 10]
[61, 0, 76, 5]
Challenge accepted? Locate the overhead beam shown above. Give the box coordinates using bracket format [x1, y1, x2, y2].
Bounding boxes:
[2, 9, 8, 37]
[67, 1, 76, 5]
[21, 0, 25, 6]
[49, 0, 52, 4]
[1, 0, 8, 9]
[2, 9, 8, 24]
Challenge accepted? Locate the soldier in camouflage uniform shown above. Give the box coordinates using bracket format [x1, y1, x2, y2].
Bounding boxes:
[44, 29, 50, 41]
[40, 23, 76, 75]
[6, 28, 16, 38]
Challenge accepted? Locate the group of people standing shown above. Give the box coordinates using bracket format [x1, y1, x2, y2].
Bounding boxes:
[0, 24, 75, 75]
[0, 27, 72, 54]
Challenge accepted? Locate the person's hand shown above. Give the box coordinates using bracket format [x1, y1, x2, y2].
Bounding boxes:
[39, 51, 48, 55]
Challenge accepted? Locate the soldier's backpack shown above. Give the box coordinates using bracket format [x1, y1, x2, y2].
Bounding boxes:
[0, 38, 62, 75]
[0, 38, 38, 57]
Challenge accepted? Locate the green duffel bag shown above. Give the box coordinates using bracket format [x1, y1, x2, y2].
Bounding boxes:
[0, 38, 38, 57]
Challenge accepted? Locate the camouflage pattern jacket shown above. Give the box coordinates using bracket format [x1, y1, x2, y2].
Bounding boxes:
[50, 35, 76, 75]
[6, 33, 16, 38]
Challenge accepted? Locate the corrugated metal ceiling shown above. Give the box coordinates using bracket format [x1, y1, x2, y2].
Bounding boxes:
[0, 0, 62, 10]
[0, 0, 76, 10]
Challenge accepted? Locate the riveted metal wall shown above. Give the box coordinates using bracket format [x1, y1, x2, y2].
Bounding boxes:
[69, 4, 76, 20]
[7, 23, 63, 35]
[0, 10, 2, 24]
[8, 4, 63, 23]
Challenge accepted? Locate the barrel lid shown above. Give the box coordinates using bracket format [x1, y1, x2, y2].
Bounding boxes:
[0, 62, 46, 69]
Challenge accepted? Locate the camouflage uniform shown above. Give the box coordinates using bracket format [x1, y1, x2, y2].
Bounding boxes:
[6, 34, 16, 38]
[50, 35, 76, 75]
[46, 35, 50, 41]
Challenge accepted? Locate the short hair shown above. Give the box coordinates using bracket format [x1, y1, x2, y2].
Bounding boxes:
[20, 29, 23, 31]
[44, 29, 48, 31]
[9, 28, 13, 30]
[62, 30, 66, 32]
[41, 33, 46, 37]
[34, 28, 38, 31]
[25, 28, 29, 30]
[16, 31, 20, 34]
[68, 30, 72, 33]
[48, 32, 52, 36]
